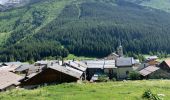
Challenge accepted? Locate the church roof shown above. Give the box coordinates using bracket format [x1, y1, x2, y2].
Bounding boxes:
[116, 57, 135, 67]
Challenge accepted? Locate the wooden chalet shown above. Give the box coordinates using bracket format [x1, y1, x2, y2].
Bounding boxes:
[139, 65, 170, 79]
[159, 59, 170, 72]
[20, 64, 83, 88]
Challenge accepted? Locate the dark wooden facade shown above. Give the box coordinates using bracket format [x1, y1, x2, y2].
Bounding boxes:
[149, 69, 170, 79]
[20, 68, 78, 86]
[86, 68, 103, 80]
[159, 61, 170, 72]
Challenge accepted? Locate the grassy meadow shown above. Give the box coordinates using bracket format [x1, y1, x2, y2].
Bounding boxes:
[0, 80, 170, 100]
[65, 54, 96, 61]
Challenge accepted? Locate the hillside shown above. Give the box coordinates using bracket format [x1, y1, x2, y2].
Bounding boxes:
[1, 0, 170, 61]
[125, 0, 170, 13]
[0, 80, 169, 100]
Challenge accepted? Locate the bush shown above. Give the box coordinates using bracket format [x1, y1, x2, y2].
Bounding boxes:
[142, 89, 163, 100]
[110, 78, 117, 81]
[129, 71, 141, 80]
[98, 75, 109, 82]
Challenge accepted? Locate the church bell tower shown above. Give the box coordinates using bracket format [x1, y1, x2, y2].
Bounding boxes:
[117, 41, 123, 57]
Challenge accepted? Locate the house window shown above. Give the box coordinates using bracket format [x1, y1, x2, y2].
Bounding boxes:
[126, 71, 129, 75]
[109, 69, 113, 74]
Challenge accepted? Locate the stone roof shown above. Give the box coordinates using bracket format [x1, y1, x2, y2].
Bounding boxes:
[85, 60, 116, 69]
[0, 62, 25, 72]
[27, 65, 46, 75]
[146, 56, 158, 60]
[164, 59, 170, 67]
[64, 61, 87, 72]
[26, 64, 83, 80]
[4, 62, 22, 66]
[35, 60, 49, 65]
[49, 64, 83, 79]
[116, 57, 135, 67]
[0, 71, 23, 90]
[14, 63, 31, 72]
[139, 66, 159, 76]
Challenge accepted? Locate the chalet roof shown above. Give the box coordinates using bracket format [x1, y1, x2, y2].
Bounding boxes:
[4, 62, 22, 67]
[85, 60, 116, 69]
[35, 60, 50, 65]
[116, 57, 135, 67]
[49, 64, 83, 79]
[0, 71, 23, 90]
[35, 60, 59, 65]
[146, 56, 158, 60]
[14, 63, 31, 72]
[0, 62, 25, 72]
[0, 65, 19, 72]
[73, 61, 88, 67]
[64, 61, 87, 72]
[139, 66, 159, 76]
[27, 65, 46, 75]
[26, 64, 83, 80]
[135, 63, 150, 71]
[104, 60, 116, 68]
[164, 59, 170, 67]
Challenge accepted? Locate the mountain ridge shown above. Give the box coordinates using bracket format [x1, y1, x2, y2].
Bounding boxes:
[124, 0, 170, 12]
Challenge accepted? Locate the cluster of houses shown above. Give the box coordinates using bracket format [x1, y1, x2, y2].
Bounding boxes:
[1, 44, 170, 91]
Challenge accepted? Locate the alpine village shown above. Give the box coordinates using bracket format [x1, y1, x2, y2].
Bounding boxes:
[2, 0, 170, 100]
[0, 44, 169, 91]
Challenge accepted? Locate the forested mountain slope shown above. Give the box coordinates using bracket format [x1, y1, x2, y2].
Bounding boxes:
[124, 0, 170, 12]
[0, 0, 170, 61]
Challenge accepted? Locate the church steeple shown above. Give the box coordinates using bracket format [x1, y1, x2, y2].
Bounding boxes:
[117, 41, 123, 57]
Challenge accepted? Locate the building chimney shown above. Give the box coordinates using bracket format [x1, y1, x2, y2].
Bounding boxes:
[62, 58, 64, 66]
[69, 61, 71, 66]
[144, 63, 146, 68]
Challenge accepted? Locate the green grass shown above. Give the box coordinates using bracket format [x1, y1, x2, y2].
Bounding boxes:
[0, 80, 170, 100]
[141, 0, 170, 12]
[126, 0, 170, 13]
[14, 0, 73, 44]
[0, 0, 73, 46]
[65, 54, 96, 60]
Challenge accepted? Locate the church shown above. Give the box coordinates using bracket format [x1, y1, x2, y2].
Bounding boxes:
[105, 42, 124, 60]
[86, 43, 138, 81]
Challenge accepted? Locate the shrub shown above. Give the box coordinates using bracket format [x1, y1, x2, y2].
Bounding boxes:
[129, 71, 141, 80]
[142, 89, 163, 100]
[110, 78, 117, 81]
[142, 89, 153, 99]
[98, 74, 109, 82]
